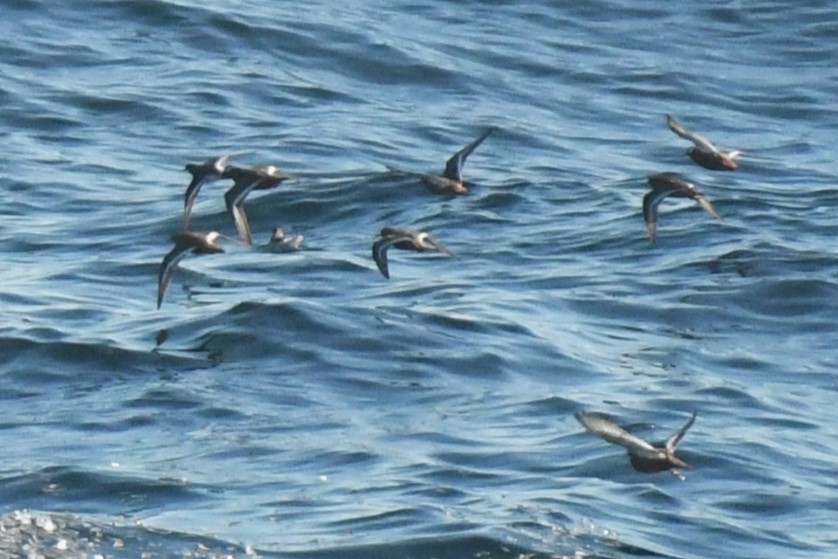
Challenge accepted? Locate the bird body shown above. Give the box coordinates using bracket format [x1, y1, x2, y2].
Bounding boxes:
[157, 231, 224, 309]
[666, 114, 740, 171]
[223, 165, 290, 245]
[372, 227, 451, 278]
[644, 173, 720, 241]
[575, 411, 697, 474]
[419, 128, 495, 194]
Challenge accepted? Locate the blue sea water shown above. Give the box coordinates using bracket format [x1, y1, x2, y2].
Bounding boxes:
[1, 0, 837, 557]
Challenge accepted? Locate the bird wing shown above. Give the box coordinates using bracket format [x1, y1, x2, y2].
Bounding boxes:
[694, 195, 721, 220]
[575, 412, 659, 455]
[422, 234, 452, 256]
[157, 244, 191, 309]
[230, 203, 253, 246]
[182, 175, 212, 230]
[372, 236, 402, 279]
[666, 115, 718, 153]
[184, 155, 231, 216]
[643, 188, 672, 241]
[224, 177, 259, 209]
[443, 128, 495, 181]
[665, 411, 697, 452]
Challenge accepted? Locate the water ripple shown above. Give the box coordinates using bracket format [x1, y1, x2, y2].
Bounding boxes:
[0, 1, 836, 558]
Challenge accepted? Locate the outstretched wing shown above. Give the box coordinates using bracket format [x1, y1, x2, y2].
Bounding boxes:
[666, 115, 718, 153]
[157, 244, 191, 309]
[229, 203, 253, 246]
[224, 175, 262, 210]
[664, 411, 697, 452]
[182, 174, 214, 230]
[694, 195, 721, 220]
[643, 188, 672, 241]
[443, 128, 495, 181]
[575, 412, 660, 457]
[372, 236, 401, 279]
[183, 155, 231, 221]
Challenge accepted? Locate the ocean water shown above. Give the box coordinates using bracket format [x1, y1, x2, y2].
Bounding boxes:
[1, 1, 836, 557]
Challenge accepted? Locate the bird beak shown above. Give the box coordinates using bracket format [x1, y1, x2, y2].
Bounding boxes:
[668, 454, 689, 469]
[430, 239, 453, 257]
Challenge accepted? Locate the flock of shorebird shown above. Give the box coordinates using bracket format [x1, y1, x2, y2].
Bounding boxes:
[155, 123, 496, 308]
[155, 113, 741, 475]
[575, 112, 736, 475]
[157, 113, 739, 307]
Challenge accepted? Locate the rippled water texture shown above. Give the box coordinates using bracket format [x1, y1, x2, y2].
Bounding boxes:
[1, 1, 836, 558]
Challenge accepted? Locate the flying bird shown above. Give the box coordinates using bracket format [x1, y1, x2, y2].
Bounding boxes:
[644, 173, 721, 241]
[666, 114, 741, 171]
[421, 128, 496, 194]
[157, 231, 224, 309]
[371, 227, 451, 278]
[223, 165, 290, 245]
[575, 411, 697, 476]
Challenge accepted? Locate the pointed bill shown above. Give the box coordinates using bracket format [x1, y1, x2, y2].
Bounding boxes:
[422, 234, 452, 257]
[421, 174, 467, 195]
[695, 196, 721, 220]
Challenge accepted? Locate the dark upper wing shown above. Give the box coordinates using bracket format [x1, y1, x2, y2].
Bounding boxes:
[575, 412, 659, 455]
[666, 114, 718, 153]
[224, 177, 259, 210]
[422, 234, 452, 256]
[665, 411, 697, 452]
[229, 203, 253, 246]
[443, 127, 495, 181]
[157, 244, 191, 309]
[182, 175, 213, 230]
[372, 236, 401, 279]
